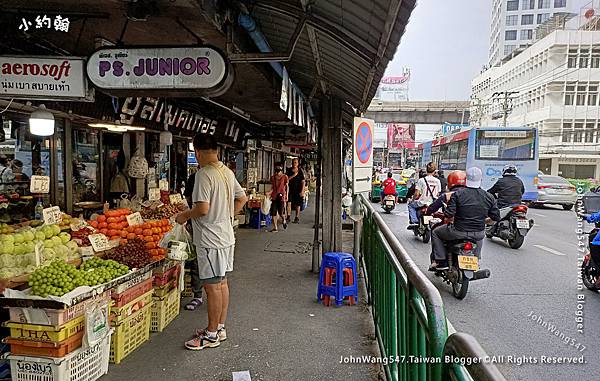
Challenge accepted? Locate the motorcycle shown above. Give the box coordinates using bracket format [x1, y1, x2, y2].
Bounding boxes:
[581, 223, 600, 292]
[413, 205, 432, 243]
[382, 194, 396, 214]
[429, 212, 491, 299]
[485, 204, 534, 249]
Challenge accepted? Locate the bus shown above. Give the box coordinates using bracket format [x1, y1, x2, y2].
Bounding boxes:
[417, 127, 539, 201]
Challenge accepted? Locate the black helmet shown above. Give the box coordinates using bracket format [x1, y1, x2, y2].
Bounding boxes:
[387, 172, 393, 178]
[503, 164, 517, 176]
[418, 169, 426, 178]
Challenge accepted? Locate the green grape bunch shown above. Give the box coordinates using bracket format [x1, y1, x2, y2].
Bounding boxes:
[28, 258, 129, 297]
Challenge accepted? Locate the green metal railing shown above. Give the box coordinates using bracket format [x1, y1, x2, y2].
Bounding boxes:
[358, 195, 506, 381]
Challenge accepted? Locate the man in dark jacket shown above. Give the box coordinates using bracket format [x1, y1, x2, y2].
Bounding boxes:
[437, 169, 448, 192]
[487, 165, 525, 209]
[430, 167, 500, 271]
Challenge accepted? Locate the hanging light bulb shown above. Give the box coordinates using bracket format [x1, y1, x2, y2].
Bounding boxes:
[29, 104, 55, 137]
[159, 123, 172, 146]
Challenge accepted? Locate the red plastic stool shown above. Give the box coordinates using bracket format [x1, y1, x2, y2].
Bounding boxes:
[321, 267, 355, 306]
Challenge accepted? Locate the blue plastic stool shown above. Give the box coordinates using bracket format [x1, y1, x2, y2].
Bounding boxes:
[317, 252, 358, 306]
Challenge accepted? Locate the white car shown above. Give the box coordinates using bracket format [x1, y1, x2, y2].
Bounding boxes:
[534, 175, 577, 210]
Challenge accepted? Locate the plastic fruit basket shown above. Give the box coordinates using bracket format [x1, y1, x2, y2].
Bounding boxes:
[5, 315, 85, 344]
[109, 303, 152, 364]
[4, 330, 84, 358]
[153, 263, 181, 287]
[6, 330, 111, 381]
[110, 289, 153, 326]
[111, 277, 153, 308]
[8, 291, 111, 326]
[150, 287, 181, 333]
[153, 278, 177, 298]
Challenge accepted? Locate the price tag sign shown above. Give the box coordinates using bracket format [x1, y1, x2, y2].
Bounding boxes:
[169, 193, 183, 204]
[159, 179, 169, 191]
[79, 246, 95, 257]
[42, 206, 62, 225]
[148, 188, 160, 201]
[126, 212, 144, 227]
[88, 234, 110, 252]
[30, 175, 50, 194]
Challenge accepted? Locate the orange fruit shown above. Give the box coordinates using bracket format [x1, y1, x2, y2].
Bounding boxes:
[107, 229, 118, 237]
[120, 231, 128, 238]
[109, 235, 120, 241]
[89, 221, 99, 228]
[153, 234, 161, 242]
[127, 233, 136, 239]
[149, 249, 159, 256]
[99, 228, 108, 235]
[145, 241, 156, 249]
[120, 239, 128, 246]
[134, 228, 143, 235]
[98, 222, 108, 229]
[158, 248, 166, 255]
[143, 229, 153, 236]
[97, 215, 106, 223]
[143, 235, 154, 242]
[137, 234, 144, 240]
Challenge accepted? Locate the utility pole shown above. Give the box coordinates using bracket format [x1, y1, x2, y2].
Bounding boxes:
[491, 91, 519, 128]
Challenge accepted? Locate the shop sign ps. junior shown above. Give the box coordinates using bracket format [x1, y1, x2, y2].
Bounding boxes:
[86, 47, 227, 91]
[0, 55, 87, 99]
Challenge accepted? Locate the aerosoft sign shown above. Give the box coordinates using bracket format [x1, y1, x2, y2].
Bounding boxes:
[0, 56, 87, 99]
[87, 47, 227, 90]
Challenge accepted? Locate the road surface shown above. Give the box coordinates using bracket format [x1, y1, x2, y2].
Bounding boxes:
[378, 202, 600, 380]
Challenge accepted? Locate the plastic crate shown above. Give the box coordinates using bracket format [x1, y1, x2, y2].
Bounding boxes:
[110, 289, 154, 325]
[5, 331, 84, 358]
[153, 263, 181, 287]
[112, 269, 152, 294]
[150, 288, 180, 333]
[5, 315, 85, 344]
[181, 273, 193, 298]
[6, 330, 111, 381]
[111, 277, 153, 308]
[8, 291, 111, 326]
[109, 304, 152, 364]
[152, 259, 178, 274]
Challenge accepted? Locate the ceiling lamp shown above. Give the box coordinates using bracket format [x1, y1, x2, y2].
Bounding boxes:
[188, 142, 194, 151]
[160, 126, 173, 146]
[29, 104, 55, 137]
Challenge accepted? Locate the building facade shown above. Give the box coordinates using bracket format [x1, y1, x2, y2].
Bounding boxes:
[473, 27, 600, 179]
[489, 0, 589, 67]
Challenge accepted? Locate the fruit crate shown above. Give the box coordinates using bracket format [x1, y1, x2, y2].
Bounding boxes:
[112, 269, 152, 294]
[180, 269, 193, 298]
[4, 331, 84, 358]
[109, 304, 152, 364]
[8, 291, 111, 326]
[111, 276, 153, 308]
[153, 277, 178, 298]
[150, 287, 180, 333]
[153, 263, 181, 287]
[6, 330, 111, 381]
[110, 289, 153, 325]
[5, 315, 85, 344]
[152, 259, 178, 274]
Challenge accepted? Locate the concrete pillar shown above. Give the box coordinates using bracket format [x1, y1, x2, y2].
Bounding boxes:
[550, 157, 559, 176]
[135, 132, 146, 198]
[595, 159, 600, 179]
[321, 96, 343, 254]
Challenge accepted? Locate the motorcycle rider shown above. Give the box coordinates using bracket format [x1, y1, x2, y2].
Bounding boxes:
[381, 172, 398, 206]
[429, 167, 500, 271]
[487, 164, 525, 209]
[407, 162, 441, 229]
[426, 170, 467, 216]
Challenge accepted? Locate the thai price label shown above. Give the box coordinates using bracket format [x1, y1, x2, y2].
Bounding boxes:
[79, 246, 94, 257]
[169, 193, 183, 204]
[30, 175, 50, 193]
[148, 187, 160, 201]
[88, 234, 110, 252]
[42, 206, 62, 225]
[126, 212, 144, 227]
[159, 179, 169, 191]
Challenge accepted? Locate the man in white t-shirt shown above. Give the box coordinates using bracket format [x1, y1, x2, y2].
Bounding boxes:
[407, 162, 441, 229]
[176, 134, 247, 351]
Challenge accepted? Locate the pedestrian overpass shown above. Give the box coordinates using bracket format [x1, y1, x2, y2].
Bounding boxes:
[365, 101, 471, 124]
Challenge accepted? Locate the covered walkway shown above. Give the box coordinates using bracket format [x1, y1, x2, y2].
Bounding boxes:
[103, 206, 379, 381]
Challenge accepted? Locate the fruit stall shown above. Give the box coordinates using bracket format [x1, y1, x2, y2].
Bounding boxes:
[0, 198, 190, 381]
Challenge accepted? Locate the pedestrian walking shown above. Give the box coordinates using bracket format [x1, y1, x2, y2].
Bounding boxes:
[270, 163, 288, 232]
[286, 158, 306, 223]
[176, 134, 248, 350]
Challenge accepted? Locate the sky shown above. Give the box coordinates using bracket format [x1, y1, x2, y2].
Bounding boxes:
[383, 0, 492, 142]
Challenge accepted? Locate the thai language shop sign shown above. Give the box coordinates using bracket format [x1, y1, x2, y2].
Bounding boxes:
[0, 56, 87, 99]
[86, 47, 228, 91]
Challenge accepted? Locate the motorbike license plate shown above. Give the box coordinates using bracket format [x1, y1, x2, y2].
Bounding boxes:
[458, 255, 479, 271]
[516, 219, 529, 229]
[385, 200, 394, 206]
[422, 215, 433, 224]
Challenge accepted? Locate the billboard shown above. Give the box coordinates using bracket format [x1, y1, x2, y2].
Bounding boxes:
[374, 69, 410, 101]
[387, 123, 416, 152]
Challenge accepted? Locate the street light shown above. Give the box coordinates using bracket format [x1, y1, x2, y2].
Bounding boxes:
[29, 104, 55, 137]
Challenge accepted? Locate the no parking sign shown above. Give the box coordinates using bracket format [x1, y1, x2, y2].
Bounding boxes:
[353, 117, 374, 194]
